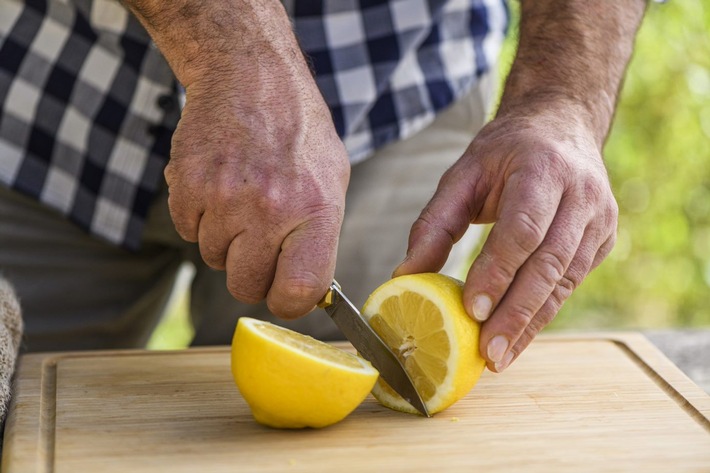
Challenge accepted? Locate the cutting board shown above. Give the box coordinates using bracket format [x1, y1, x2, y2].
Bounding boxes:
[3, 333, 709, 472]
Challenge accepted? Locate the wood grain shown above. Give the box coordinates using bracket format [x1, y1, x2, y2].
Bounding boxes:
[2, 333, 709, 473]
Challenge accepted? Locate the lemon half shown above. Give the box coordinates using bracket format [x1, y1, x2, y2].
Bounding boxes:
[361, 273, 485, 415]
[231, 317, 379, 428]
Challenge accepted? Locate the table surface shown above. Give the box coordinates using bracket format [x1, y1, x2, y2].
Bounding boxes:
[2, 332, 709, 473]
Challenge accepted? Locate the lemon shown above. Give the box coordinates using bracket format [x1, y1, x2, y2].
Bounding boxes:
[231, 317, 379, 429]
[361, 273, 485, 415]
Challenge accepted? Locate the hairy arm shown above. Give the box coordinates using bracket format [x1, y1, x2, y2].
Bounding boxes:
[121, 0, 350, 317]
[396, 0, 647, 371]
[123, 1, 308, 91]
[500, 1, 646, 146]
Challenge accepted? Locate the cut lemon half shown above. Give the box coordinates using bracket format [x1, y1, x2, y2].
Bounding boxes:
[231, 317, 378, 429]
[361, 273, 485, 415]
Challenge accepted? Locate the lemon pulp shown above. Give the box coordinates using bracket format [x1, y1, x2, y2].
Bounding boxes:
[362, 273, 485, 415]
[231, 317, 378, 429]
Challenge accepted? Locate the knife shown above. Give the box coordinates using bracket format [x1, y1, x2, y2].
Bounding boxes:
[318, 281, 430, 417]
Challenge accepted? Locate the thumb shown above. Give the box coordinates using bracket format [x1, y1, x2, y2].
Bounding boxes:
[393, 169, 484, 277]
[267, 212, 342, 320]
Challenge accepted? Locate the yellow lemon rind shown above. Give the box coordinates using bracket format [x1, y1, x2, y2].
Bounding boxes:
[231, 317, 379, 429]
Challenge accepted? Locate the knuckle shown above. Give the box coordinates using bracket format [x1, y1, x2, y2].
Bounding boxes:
[207, 174, 245, 212]
[555, 274, 577, 301]
[163, 162, 176, 185]
[506, 304, 536, 328]
[411, 211, 439, 236]
[409, 216, 431, 238]
[226, 267, 269, 305]
[600, 234, 617, 258]
[489, 261, 517, 286]
[523, 149, 572, 189]
[579, 171, 617, 221]
[475, 250, 517, 293]
[509, 210, 546, 253]
[605, 198, 620, 227]
[199, 244, 226, 270]
[167, 201, 197, 242]
[581, 173, 606, 206]
[302, 202, 345, 227]
[592, 235, 617, 270]
[259, 187, 290, 216]
[170, 217, 192, 240]
[227, 281, 265, 305]
[419, 211, 457, 247]
[542, 273, 578, 318]
[544, 150, 571, 176]
[535, 250, 568, 285]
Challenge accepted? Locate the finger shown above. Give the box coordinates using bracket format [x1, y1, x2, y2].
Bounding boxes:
[485, 277, 567, 374]
[478, 201, 587, 369]
[484, 230, 615, 373]
[224, 229, 281, 305]
[489, 223, 617, 373]
[464, 166, 564, 322]
[393, 165, 483, 277]
[267, 212, 342, 319]
[164, 164, 202, 242]
[197, 210, 240, 270]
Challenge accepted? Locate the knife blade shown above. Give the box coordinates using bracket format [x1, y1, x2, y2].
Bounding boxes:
[318, 281, 430, 417]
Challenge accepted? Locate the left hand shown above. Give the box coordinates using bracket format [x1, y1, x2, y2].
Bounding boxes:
[394, 103, 618, 372]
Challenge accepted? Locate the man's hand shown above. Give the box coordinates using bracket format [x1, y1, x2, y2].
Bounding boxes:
[395, 104, 617, 372]
[395, 0, 647, 371]
[166, 72, 349, 319]
[125, 0, 350, 317]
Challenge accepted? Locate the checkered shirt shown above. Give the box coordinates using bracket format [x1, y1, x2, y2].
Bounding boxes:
[0, 0, 507, 250]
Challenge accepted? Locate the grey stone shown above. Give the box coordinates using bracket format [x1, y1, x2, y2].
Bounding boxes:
[645, 329, 710, 393]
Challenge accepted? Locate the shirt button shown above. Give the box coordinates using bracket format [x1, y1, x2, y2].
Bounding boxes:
[157, 94, 177, 111]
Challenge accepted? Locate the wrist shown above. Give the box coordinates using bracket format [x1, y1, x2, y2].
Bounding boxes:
[497, 0, 647, 149]
[496, 87, 610, 150]
[490, 93, 606, 170]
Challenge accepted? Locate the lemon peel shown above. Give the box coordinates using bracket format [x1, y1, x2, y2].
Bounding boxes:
[231, 317, 378, 429]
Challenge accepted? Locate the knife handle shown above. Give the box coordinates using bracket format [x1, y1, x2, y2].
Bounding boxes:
[317, 280, 341, 308]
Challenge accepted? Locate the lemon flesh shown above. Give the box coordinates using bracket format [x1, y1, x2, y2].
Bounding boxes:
[362, 273, 485, 415]
[231, 317, 379, 429]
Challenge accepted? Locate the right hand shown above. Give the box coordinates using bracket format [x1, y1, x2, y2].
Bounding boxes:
[123, 0, 350, 317]
[164, 60, 350, 320]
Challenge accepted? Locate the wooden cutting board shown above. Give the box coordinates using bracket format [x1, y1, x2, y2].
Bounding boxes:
[3, 333, 709, 472]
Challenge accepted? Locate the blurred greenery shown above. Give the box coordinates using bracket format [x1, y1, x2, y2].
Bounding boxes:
[148, 265, 193, 349]
[546, 0, 710, 331]
[148, 0, 710, 349]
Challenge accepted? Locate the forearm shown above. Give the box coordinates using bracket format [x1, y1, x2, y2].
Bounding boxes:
[121, 0, 334, 163]
[121, 0, 310, 91]
[1, 279, 22, 426]
[498, 0, 647, 147]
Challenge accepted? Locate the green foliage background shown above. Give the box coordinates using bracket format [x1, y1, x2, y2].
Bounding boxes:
[541, 0, 710, 331]
[149, 0, 710, 349]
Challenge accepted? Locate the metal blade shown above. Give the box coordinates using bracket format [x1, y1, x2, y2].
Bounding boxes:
[319, 281, 430, 417]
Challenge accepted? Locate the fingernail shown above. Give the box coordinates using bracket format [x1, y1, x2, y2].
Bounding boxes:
[487, 335, 509, 363]
[495, 351, 515, 372]
[472, 294, 492, 321]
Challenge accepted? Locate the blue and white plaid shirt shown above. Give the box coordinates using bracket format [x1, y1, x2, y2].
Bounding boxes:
[0, 0, 507, 249]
